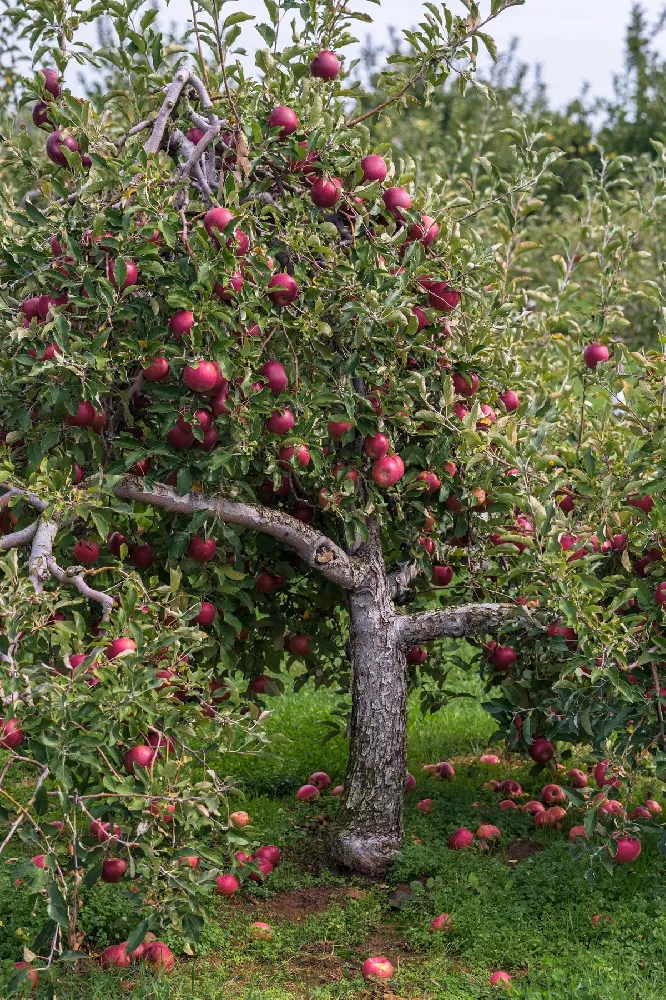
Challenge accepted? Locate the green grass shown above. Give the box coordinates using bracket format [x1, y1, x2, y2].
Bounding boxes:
[3, 672, 666, 999]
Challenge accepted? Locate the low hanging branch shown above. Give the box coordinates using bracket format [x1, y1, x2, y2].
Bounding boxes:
[45, 558, 115, 621]
[113, 475, 365, 591]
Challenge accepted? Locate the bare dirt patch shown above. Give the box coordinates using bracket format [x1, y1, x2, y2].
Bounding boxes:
[505, 839, 545, 862]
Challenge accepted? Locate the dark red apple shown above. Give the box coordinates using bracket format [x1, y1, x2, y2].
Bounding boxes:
[311, 177, 342, 208]
[382, 186, 411, 216]
[46, 130, 80, 167]
[215, 873, 239, 895]
[74, 540, 99, 565]
[584, 343, 610, 368]
[183, 361, 219, 393]
[169, 311, 195, 338]
[105, 637, 136, 659]
[0, 719, 24, 750]
[500, 389, 520, 412]
[361, 154, 387, 183]
[266, 409, 295, 434]
[143, 357, 169, 381]
[363, 433, 390, 459]
[106, 258, 138, 289]
[186, 536, 216, 562]
[123, 745, 155, 773]
[448, 827, 474, 849]
[310, 50, 341, 80]
[267, 273, 299, 306]
[260, 360, 288, 393]
[102, 857, 127, 883]
[268, 105, 299, 137]
[432, 565, 453, 586]
[371, 454, 404, 488]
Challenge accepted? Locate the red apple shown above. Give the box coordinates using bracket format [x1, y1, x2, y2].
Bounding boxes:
[267, 273, 299, 306]
[499, 779, 522, 797]
[213, 272, 244, 300]
[448, 827, 474, 849]
[215, 873, 239, 895]
[187, 127, 205, 144]
[407, 215, 439, 247]
[500, 389, 520, 412]
[486, 644, 516, 670]
[130, 544, 154, 569]
[584, 343, 610, 368]
[310, 50, 341, 80]
[279, 444, 310, 467]
[407, 645, 427, 664]
[170, 311, 195, 338]
[594, 759, 620, 788]
[183, 361, 219, 393]
[40, 67, 61, 97]
[260, 360, 288, 393]
[106, 258, 138, 288]
[428, 282, 460, 312]
[528, 737, 554, 764]
[296, 784, 319, 801]
[432, 565, 453, 586]
[477, 824, 501, 840]
[230, 810, 251, 827]
[610, 834, 641, 864]
[46, 130, 80, 166]
[194, 601, 216, 625]
[123, 745, 155, 773]
[541, 783, 566, 805]
[311, 177, 342, 208]
[452, 372, 479, 396]
[248, 857, 273, 882]
[328, 419, 354, 440]
[266, 409, 296, 434]
[142, 942, 174, 972]
[429, 913, 454, 933]
[382, 186, 411, 216]
[250, 921, 272, 940]
[289, 634, 311, 657]
[105, 637, 136, 659]
[490, 971, 511, 987]
[566, 768, 588, 788]
[33, 100, 52, 128]
[100, 944, 131, 968]
[568, 825, 587, 841]
[102, 858, 127, 883]
[436, 761, 455, 780]
[186, 536, 216, 562]
[254, 845, 281, 866]
[362, 957, 393, 981]
[361, 154, 388, 183]
[203, 207, 249, 255]
[74, 540, 99, 565]
[268, 105, 299, 137]
[479, 753, 500, 764]
[417, 471, 441, 493]
[178, 855, 199, 868]
[371, 454, 405, 488]
[67, 401, 96, 427]
[143, 357, 170, 381]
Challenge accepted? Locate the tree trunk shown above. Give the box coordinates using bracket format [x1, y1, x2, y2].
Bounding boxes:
[329, 526, 406, 877]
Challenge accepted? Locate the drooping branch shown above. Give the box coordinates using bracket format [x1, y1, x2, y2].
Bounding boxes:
[388, 560, 421, 602]
[0, 522, 39, 551]
[113, 476, 364, 590]
[395, 603, 533, 648]
[45, 558, 115, 621]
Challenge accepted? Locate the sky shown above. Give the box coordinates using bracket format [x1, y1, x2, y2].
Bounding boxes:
[150, 0, 666, 108]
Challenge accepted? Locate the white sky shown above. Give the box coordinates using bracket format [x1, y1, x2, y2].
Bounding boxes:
[152, 0, 665, 108]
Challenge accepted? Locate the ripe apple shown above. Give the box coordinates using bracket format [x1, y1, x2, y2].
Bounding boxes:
[407, 645, 427, 664]
[311, 177, 342, 208]
[420, 536, 435, 555]
[407, 215, 439, 247]
[279, 444, 310, 467]
[500, 389, 520, 412]
[310, 50, 341, 79]
[331, 784, 344, 796]
[142, 357, 169, 382]
[528, 737, 554, 763]
[499, 799, 517, 811]
[289, 634, 311, 657]
[187, 127, 205, 144]
[100, 943, 131, 968]
[268, 105, 299, 137]
[106, 258, 138, 289]
[382, 186, 411, 216]
[629, 805, 651, 820]
[541, 783, 566, 805]
[477, 824, 501, 840]
[142, 942, 175, 972]
[248, 858, 274, 882]
[254, 845, 281, 866]
[266, 409, 296, 434]
[183, 361, 219, 393]
[74, 540, 99, 565]
[361, 154, 388, 183]
[260, 360, 288, 393]
[490, 970, 511, 987]
[194, 601, 216, 625]
[568, 825, 587, 841]
[523, 800, 545, 815]
[448, 827, 474, 849]
[33, 100, 52, 128]
[66, 401, 96, 427]
[645, 799, 662, 814]
[204, 207, 249, 255]
[432, 564, 453, 586]
[566, 768, 588, 788]
[214, 272, 244, 300]
[479, 753, 500, 764]
[594, 759, 620, 788]
[499, 779, 522, 797]
[428, 282, 460, 312]
[435, 761, 455, 779]
[186, 536, 216, 562]
[130, 543, 154, 569]
[626, 494, 654, 513]
[169, 310, 195, 338]
[122, 745, 155, 773]
[486, 643, 516, 670]
[179, 855, 199, 868]
[610, 833, 641, 864]
[256, 572, 285, 594]
[230, 810, 251, 827]
[216, 873, 240, 895]
[105, 637, 136, 659]
[405, 773, 416, 791]
[362, 957, 393, 981]
[328, 419, 354, 440]
[417, 471, 441, 493]
[267, 273, 299, 306]
[583, 343, 610, 368]
[40, 67, 61, 97]
[371, 454, 404, 488]
[250, 921, 272, 940]
[296, 784, 319, 801]
[46, 130, 80, 166]
[429, 913, 454, 933]
[102, 858, 127, 883]
[452, 372, 479, 396]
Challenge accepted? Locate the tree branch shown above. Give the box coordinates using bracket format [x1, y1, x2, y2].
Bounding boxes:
[388, 560, 421, 601]
[45, 558, 115, 621]
[113, 476, 364, 590]
[0, 522, 39, 551]
[144, 66, 193, 155]
[28, 517, 59, 594]
[395, 602, 532, 648]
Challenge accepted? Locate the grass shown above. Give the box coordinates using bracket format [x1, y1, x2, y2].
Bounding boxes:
[3, 671, 666, 999]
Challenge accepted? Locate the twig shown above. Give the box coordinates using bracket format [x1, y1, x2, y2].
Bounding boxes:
[0, 765, 49, 855]
[651, 662, 666, 751]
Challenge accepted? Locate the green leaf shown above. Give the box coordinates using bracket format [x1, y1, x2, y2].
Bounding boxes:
[126, 918, 150, 954]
